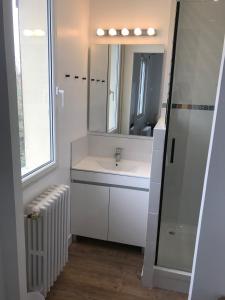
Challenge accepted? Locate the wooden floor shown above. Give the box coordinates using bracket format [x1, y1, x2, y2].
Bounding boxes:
[47, 237, 187, 300]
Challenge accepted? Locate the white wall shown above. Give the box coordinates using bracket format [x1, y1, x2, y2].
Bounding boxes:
[89, 0, 177, 104]
[88, 134, 153, 162]
[142, 117, 166, 287]
[23, 0, 90, 204]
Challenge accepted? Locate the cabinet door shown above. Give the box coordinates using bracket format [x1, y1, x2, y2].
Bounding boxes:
[71, 183, 109, 240]
[109, 187, 149, 247]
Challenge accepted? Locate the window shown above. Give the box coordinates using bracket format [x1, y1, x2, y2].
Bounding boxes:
[12, 0, 55, 179]
[137, 57, 146, 116]
[108, 45, 121, 133]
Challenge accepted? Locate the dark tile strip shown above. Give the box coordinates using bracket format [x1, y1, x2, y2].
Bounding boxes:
[171, 103, 215, 111]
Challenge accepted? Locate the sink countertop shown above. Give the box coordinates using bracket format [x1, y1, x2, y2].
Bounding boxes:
[72, 156, 151, 178]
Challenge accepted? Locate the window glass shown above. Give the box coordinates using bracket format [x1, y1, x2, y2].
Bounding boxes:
[137, 58, 146, 116]
[12, 0, 54, 178]
[108, 45, 121, 133]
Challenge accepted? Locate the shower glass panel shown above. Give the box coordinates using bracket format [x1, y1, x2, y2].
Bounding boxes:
[157, 0, 225, 272]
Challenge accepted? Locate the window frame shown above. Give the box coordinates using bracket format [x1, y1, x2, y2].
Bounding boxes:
[14, 0, 57, 185]
[107, 45, 121, 133]
[136, 57, 147, 118]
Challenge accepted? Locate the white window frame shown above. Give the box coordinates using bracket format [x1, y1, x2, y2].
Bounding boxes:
[107, 45, 121, 133]
[137, 57, 147, 117]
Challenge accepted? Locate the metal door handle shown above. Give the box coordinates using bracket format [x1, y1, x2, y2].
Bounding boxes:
[170, 138, 176, 164]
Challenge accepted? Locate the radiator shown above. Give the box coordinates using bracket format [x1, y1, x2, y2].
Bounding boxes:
[24, 185, 70, 297]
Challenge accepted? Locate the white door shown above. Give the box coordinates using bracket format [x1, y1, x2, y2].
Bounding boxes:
[71, 183, 109, 240]
[108, 187, 149, 247]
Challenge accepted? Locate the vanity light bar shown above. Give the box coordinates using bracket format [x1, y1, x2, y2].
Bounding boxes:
[96, 28, 156, 37]
[23, 29, 46, 37]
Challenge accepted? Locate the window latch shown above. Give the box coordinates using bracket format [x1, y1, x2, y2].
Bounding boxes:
[56, 86, 65, 108]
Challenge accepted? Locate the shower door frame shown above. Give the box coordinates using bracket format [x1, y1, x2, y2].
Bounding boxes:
[142, 0, 192, 293]
[152, 0, 225, 293]
[154, 0, 180, 268]
[155, 0, 191, 292]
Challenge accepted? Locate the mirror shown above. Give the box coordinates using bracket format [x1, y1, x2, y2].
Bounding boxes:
[88, 44, 164, 137]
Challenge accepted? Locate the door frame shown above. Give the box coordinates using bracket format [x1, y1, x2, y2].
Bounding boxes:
[0, 0, 27, 299]
[154, 0, 181, 266]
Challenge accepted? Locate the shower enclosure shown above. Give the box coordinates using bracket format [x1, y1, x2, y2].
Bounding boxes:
[157, 0, 225, 272]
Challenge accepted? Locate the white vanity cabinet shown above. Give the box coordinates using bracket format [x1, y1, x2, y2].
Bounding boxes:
[71, 180, 149, 247]
[71, 183, 109, 240]
[108, 187, 149, 247]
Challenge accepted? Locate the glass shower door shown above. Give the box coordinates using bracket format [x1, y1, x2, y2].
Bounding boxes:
[157, 0, 225, 272]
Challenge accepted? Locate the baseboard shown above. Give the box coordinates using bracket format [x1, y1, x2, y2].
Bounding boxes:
[153, 266, 191, 294]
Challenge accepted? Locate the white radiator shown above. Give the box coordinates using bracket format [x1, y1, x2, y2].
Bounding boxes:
[24, 185, 70, 297]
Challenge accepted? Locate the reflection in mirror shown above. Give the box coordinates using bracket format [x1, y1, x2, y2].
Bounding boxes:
[88, 44, 164, 137]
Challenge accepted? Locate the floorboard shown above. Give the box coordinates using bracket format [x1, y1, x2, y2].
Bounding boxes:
[46, 237, 188, 300]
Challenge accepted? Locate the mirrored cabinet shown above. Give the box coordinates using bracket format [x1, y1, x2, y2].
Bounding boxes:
[88, 44, 164, 137]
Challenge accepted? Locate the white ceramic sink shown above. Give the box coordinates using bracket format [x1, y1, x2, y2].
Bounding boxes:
[96, 158, 138, 173]
[72, 156, 150, 178]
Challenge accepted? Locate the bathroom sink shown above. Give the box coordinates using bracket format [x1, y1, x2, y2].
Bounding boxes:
[71, 156, 151, 189]
[96, 158, 138, 173]
[72, 156, 151, 178]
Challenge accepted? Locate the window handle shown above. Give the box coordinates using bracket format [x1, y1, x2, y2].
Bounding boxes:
[56, 86, 65, 108]
[109, 89, 115, 102]
[170, 138, 176, 164]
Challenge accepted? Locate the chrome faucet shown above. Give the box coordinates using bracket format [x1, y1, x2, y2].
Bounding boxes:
[115, 147, 123, 163]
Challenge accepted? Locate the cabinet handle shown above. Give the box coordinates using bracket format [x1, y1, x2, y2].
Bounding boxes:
[170, 138, 176, 164]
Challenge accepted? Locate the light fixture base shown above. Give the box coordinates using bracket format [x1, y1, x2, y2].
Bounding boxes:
[96, 28, 157, 37]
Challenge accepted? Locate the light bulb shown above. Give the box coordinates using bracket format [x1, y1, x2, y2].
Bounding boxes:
[147, 28, 156, 36]
[134, 28, 142, 36]
[96, 28, 105, 36]
[109, 28, 117, 36]
[33, 29, 46, 37]
[23, 29, 33, 37]
[121, 28, 130, 36]
[23, 29, 46, 37]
